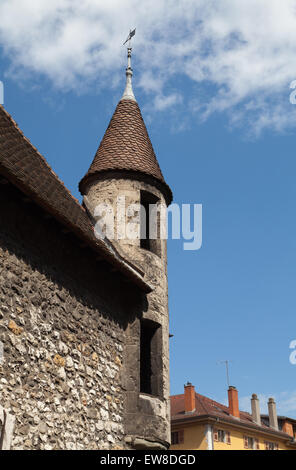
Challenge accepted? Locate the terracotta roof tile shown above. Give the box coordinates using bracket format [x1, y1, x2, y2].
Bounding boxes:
[79, 99, 172, 204]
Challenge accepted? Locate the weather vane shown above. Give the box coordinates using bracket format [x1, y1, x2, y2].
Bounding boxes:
[123, 28, 136, 47]
[121, 29, 136, 102]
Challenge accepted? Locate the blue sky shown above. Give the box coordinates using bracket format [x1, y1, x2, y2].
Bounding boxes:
[1, 0, 296, 418]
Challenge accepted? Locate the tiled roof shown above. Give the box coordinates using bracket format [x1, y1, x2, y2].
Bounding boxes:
[170, 392, 294, 439]
[261, 414, 296, 425]
[79, 99, 173, 204]
[0, 104, 151, 293]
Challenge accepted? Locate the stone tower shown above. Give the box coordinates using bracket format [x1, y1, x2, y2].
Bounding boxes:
[79, 47, 173, 449]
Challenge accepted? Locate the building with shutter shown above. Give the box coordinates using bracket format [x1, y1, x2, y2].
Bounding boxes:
[170, 383, 296, 450]
[0, 46, 172, 450]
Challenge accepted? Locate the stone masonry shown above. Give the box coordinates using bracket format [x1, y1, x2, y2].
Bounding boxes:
[83, 176, 170, 447]
[0, 182, 144, 450]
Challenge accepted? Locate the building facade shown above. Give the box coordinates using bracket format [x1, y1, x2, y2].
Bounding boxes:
[170, 383, 296, 450]
[0, 47, 172, 450]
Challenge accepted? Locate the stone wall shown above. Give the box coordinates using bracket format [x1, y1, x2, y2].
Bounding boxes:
[0, 182, 143, 450]
[84, 176, 171, 448]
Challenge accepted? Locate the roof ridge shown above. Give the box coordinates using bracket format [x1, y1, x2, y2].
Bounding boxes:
[195, 393, 211, 415]
[197, 392, 230, 410]
[197, 391, 252, 417]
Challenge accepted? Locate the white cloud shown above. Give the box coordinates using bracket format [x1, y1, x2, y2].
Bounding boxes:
[153, 93, 183, 111]
[1, 0, 296, 134]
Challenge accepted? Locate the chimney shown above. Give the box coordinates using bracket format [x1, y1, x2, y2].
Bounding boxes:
[268, 398, 278, 430]
[282, 420, 294, 438]
[251, 394, 261, 426]
[184, 382, 196, 413]
[228, 386, 240, 418]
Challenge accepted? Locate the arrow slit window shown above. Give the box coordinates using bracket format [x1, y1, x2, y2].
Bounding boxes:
[140, 319, 162, 397]
[140, 191, 161, 257]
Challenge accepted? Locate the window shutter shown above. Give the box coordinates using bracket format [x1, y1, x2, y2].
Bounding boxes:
[244, 436, 248, 449]
[179, 430, 184, 444]
[264, 441, 268, 450]
[226, 431, 231, 445]
[213, 429, 218, 442]
[255, 438, 260, 450]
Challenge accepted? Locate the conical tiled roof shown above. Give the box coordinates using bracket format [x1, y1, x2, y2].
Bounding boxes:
[79, 99, 172, 204]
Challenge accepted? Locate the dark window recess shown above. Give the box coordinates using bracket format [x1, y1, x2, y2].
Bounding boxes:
[278, 420, 283, 431]
[261, 417, 269, 427]
[140, 319, 162, 397]
[171, 430, 184, 445]
[140, 191, 161, 257]
[0, 420, 3, 450]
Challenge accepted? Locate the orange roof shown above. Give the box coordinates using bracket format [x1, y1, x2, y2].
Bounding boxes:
[171, 391, 294, 440]
[79, 99, 172, 204]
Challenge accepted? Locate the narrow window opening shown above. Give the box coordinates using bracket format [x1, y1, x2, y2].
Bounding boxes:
[140, 319, 162, 397]
[171, 430, 184, 445]
[140, 191, 161, 257]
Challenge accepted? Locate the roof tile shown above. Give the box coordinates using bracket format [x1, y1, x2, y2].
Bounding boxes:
[79, 99, 172, 204]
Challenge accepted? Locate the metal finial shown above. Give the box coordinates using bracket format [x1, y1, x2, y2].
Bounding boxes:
[122, 30, 136, 102]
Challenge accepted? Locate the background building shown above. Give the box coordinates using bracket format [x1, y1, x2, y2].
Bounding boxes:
[170, 383, 296, 450]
